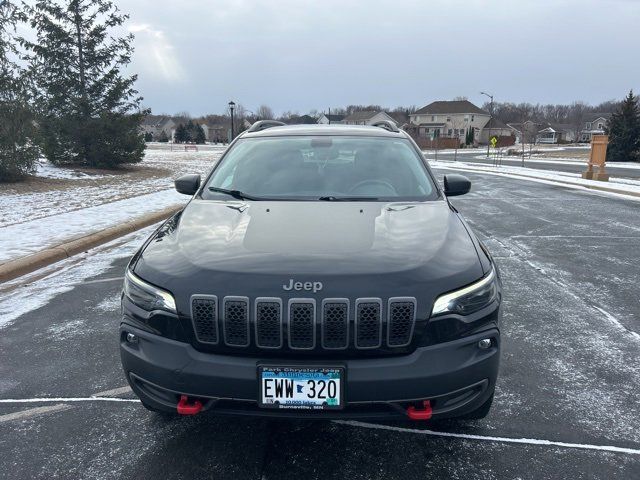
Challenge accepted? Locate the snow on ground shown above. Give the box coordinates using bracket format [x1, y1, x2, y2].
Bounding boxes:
[0, 189, 185, 263]
[35, 159, 111, 180]
[1, 147, 224, 228]
[430, 159, 640, 201]
[472, 154, 640, 170]
[0, 146, 225, 263]
[0, 227, 154, 329]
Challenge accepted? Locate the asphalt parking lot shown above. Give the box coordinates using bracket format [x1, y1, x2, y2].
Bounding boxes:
[1, 166, 638, 479]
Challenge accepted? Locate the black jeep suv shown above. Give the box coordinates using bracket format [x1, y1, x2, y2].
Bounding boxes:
[120, 121, 502, 420]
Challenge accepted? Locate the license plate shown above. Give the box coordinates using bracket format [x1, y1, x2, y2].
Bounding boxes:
[259, 366, 344, 410]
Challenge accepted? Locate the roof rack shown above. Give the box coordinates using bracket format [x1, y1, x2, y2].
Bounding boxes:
[247, 120, 286, 133]
[371, 120, 400, 133]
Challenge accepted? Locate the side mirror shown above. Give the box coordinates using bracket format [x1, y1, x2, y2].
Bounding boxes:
[443, 174, 471, 196]
[175, 174, 201, 196]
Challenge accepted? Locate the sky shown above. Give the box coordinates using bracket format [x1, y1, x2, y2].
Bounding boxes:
[120, 0, 640, 117]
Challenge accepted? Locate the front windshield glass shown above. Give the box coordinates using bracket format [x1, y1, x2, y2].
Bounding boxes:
[203, 136, 437, 201]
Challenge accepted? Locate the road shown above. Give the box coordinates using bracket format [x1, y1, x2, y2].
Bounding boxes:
[425, 148, 640, 179]
[0, 167, 639, 479]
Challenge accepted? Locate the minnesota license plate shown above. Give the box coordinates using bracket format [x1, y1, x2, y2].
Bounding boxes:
[259, 366, 344, 410]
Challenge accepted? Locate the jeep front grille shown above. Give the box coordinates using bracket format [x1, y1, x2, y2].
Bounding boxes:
[387, 298, 417, 347]
[255, 298, 282, 348]
[321, 299, 349, 349]
[190, 295, 218, 344]
[288, 300, 316, 349]
[191, 296, 417, 352]
[223, 297, 250, 347]
[355, 299, 383, 349]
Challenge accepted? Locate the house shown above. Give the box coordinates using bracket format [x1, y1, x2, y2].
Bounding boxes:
[478, 117, 514, 145]
[200, 123, 227, 143]
[579, 115, 610, 142]
[343, 111, 398, 126]
[387, 111, 410, 128]
[409, 100, 490, 144]
[141, 115, 176, 141]
[536, 123, 577, 144]
[317, 113, 346, 124]
[285, 114, 317, 125]
[507, 121, 543, 144]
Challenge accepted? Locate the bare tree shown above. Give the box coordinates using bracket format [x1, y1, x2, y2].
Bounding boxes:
[256, 104, 274, 120]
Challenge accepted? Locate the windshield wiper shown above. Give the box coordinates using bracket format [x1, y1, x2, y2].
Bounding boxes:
[318, 196, 379, 201]
[208, 187, 262, 201]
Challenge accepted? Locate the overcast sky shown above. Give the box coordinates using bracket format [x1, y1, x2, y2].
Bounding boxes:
[122, 0, 640, 116]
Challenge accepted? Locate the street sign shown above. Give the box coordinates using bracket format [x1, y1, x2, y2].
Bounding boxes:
[490, 136, 498, 148]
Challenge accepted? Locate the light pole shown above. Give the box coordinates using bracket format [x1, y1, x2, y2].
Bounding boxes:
[480, 91, 494, 158]
[228, 100, 236, 141]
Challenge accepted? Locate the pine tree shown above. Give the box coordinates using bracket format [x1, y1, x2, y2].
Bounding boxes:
[0, 1, 39, 182]
[174, 124, 187, 143]
[194, 124, 206, 144]
[157, 130, 169, 143]
[22, 0, 146, 168]
[606, 90, 640, 162]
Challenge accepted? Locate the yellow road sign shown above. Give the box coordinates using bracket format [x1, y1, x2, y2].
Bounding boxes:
[490, 136, 498, 148]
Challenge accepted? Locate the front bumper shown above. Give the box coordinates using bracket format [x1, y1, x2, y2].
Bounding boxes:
[120, 323, 500, 419]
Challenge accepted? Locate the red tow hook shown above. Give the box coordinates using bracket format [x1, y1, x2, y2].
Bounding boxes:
[407, 400, 432, 421]
[176, 395, 203, 415]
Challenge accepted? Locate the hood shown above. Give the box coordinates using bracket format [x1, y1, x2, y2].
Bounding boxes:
[133, 199, 484, 315]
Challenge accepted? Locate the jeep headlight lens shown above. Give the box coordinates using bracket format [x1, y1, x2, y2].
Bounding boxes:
[123, 269, 176, 314]
[431, 268, 497, 316]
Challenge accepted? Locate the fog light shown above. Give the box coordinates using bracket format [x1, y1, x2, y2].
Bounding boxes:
[478, 338, 492, 349]
[126, 333, 138, 344]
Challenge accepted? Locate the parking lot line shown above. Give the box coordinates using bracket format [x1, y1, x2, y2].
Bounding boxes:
[0, 404, 72, 423]
[0, 397, 139, 403]
[92, 386, 132, 397]
[334, 420, 640, 456]
[1, 396, 638, 457]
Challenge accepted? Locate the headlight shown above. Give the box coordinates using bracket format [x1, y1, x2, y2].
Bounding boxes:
[123, 269, 176, 314]
[431, 268, 498, 316]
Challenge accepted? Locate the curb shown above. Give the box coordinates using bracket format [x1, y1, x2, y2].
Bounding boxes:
[433, 161, 640, 199]
[0, 205, 182, 284]
[488, 171, 640, 198]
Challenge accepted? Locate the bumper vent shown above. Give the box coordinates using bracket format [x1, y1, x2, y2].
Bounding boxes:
[190, 296, 218, 344]
[288, 300, 316, 349]
[223, 297, 249, 347]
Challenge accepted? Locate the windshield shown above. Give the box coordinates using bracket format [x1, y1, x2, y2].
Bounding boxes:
[203, 136, 437, 201]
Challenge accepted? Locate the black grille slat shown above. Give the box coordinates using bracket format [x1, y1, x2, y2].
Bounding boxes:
[322, 301, 348, 349]
[223, 298, 249, 346]
[191, 297, 218, 344]
[356, 300, 382, 349]
[388, 300, 416, 347]
[256, 300, 282, 348]
[289, 302, 315, 349]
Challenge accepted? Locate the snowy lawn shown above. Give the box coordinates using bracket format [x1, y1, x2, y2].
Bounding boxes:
[0, 145, 225, 264]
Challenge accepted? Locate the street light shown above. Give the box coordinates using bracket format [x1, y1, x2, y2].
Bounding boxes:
[228, 100, 236, 141]
[480, 91, 494, 158]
